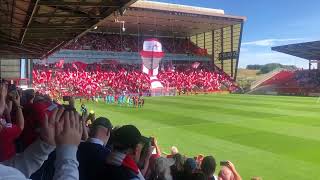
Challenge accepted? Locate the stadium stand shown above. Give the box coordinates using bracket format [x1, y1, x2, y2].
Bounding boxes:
[260, 70, 295, 86]
[0, 82, 243, 180]
[32, 62, 238, 99]
[295, 70, 320, 89]
[0, 0, 246, 179]
[250, 69, 320, 95]
[64, 33, 208, 56]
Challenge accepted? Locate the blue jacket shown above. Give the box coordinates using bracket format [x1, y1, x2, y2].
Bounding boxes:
[77, 141, 111, 180]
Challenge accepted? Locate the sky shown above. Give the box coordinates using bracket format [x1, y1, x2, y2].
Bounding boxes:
[157, 0, 320, 68]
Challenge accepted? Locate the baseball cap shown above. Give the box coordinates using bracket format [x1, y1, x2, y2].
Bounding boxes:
[113, 125, 142, 149]
[91, 117, 113, 129]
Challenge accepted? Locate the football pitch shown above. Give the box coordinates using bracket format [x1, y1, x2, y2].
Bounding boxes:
[78, 94, 320, 180]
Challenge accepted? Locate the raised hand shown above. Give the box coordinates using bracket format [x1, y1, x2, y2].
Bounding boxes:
[0, 83, 8, 116]
[226, 161, 236, 172]
[151, 136, 158, 145]
[0, 83, 7, 99]
[226, 161, 242, 180]
[12, 92, 21, 106]
[40, 107, 64, 145]
[55, 110, 83, 146]
[69, 97, 75, 108]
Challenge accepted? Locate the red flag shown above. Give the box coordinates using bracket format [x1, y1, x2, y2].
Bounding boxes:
[55, 59, 64, 68]
[192, 62, 200, 69]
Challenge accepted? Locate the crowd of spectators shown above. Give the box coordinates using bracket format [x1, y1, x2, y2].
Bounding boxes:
[33, 62, 238, 99]
[261, 70, 295, 86]
[0, 80, 246, 180]
[257, 69, 320, 94]
[294, 69, 320, 89]
[63, 33, 207, 56]
[64, 34, 140, 52]
[0, 81, 83, 180]
[33, 63, 150, 99]
[158, 64, 238, 93]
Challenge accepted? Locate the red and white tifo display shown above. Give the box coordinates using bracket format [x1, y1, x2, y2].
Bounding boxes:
[140, 39, 165, 89]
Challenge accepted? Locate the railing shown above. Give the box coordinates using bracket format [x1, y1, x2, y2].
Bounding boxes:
[150, 87, 177, 97]
[250, 68, 285, 90]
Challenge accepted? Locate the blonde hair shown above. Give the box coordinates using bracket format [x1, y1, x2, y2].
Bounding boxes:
[171, 146, 179, 154]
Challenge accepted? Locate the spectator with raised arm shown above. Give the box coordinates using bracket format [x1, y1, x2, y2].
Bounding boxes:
[0, 83, 25, 161]
[0, 105, 83, 180]
[218, 161, 242, 180]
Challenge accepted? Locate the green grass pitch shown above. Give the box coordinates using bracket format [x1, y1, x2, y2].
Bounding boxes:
[77, 94, 320, 180]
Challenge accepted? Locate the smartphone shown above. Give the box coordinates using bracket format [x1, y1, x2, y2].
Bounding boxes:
[63, 96, 71, 101]
[47, 103, 58, 111]
[138, 136, 152, 169]
[8, 83, 17, 92]
[220, 161, 228, 166]
[62, 104, 76, 111]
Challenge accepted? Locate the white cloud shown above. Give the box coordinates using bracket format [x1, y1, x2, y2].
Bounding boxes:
[240, 47, 249, 52]
[239, 37, 310, 68]
[242, 38, 305, 47]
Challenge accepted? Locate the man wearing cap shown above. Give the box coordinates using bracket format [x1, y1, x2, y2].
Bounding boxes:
[77, 117, 113, 180]
[99, 125, 145, 180]
[182, 158, 198, 180]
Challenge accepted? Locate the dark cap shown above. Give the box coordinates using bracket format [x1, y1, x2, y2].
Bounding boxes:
[113, 125, 141, 149]
[91, 117, 113, 129]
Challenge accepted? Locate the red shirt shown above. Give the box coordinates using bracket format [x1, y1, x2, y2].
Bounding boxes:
[0, 124, 22, 161]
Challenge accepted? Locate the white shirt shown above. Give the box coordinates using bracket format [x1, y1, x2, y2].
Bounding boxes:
[87, 138, 104, 146]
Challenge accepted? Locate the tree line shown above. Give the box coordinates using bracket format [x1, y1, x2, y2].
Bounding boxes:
[246, 63, 297, 74]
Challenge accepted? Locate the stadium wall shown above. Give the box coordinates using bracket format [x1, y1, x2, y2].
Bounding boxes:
[191, 23, 243, 80]
[44, 51, 211, 64]
[0, 58, 33, 87]
[0, 58, 21, 79]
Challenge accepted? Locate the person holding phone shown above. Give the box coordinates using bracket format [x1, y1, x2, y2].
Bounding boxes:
[80, 104, 88, 117]
[218, 161, 242, 180]
[0, 83, 25, 161]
